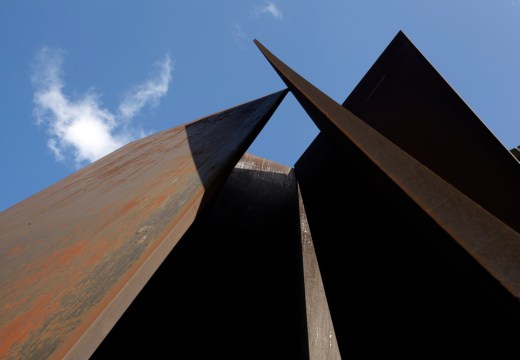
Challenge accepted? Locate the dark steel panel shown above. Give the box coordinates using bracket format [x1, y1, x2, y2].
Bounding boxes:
[511, 146, 520, 161]
[90, 153, 308, 358]
[295, 132, 520, 357]
[343, 31, 520, 233]
[0, 90, 287, 359]
[254, 38, 520, 313]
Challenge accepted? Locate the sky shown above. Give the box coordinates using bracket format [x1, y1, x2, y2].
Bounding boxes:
[2, 0, 520, 211]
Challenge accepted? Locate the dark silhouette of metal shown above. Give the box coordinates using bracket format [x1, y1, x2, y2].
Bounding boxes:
[255, 36, 520, 357]
[343, 31, 520, 234]
[2, 31, 520, 359]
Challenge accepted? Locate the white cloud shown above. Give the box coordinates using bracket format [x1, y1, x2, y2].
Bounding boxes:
[32, 48, 172, 166]
[118, 54, 172, 120]
[255, 1, 283, 20]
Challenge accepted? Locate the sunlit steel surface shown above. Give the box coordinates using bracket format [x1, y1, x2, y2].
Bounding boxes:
[297, 183, 341, 360]
[0, 90, 287, 359]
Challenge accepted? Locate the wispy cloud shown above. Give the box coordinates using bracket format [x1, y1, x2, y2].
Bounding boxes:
[255, 1, 283, 20]
[118, 55, 172, 119]
[32, 48, 172, 166]
[514, 0, 520, 6]
[232, 24, 247, 44]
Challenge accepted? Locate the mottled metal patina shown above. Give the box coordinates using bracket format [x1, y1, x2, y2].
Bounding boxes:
[0, 90, 287, 359]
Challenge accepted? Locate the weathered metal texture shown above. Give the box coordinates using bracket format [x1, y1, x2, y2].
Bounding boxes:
[295, 132, 520, 356]
[343, 31, 520, 233]
[0, 90, 287, 359]
[297, 183, 341, 360]
[90, 153, 308, 358]
[254, 37, 520, 321]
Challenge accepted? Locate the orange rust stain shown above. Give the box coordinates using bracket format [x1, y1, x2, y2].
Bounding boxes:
[80, 231, 122, 268]
[7, 246, 22, 255]
[0, 291, 59, 358]
[81, 247, 107, 268]
[98, 213, 118, 233]
[9, 240, 87, 293]
[118, 199, 141, 217]
[150, 194, 167, 208]
[48, 240, 88, 266]
[0, 236, 110, 357]
[140, 193, 169, 216]
[10, 268, 42, 292]
[1, 295, 29, 312]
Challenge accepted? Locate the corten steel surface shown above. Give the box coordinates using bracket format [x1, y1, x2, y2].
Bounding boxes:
[297, 184, 341, 360]
[254, 39, 520, 315]
[343, 31, 520, 233]
[0, 90, 287, 359]
[295, 133, 520, 356]
[91, 153, 308, 359]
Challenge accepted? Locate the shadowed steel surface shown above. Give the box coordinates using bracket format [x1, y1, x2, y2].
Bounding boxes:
[295, 132, 520, 356]
[343, 31, 520, 233]
[297, 184, 341, 360]
[254, 40, 520, 304]
[511, 146, 520, 161]
[0, 90, 287, 359]
[90, 153, 308, 359]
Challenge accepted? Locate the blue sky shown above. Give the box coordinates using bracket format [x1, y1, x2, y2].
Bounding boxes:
[2, 0, 520, 211]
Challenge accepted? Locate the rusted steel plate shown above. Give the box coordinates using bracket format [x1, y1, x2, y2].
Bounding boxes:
[90, 153, 308, 358]
[254, 40, 520, 304]
[295, 132, 520, 356]
[343, 31, 520, 234]
[297, 183, 341, 360]
[0, 90, 287, 359]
